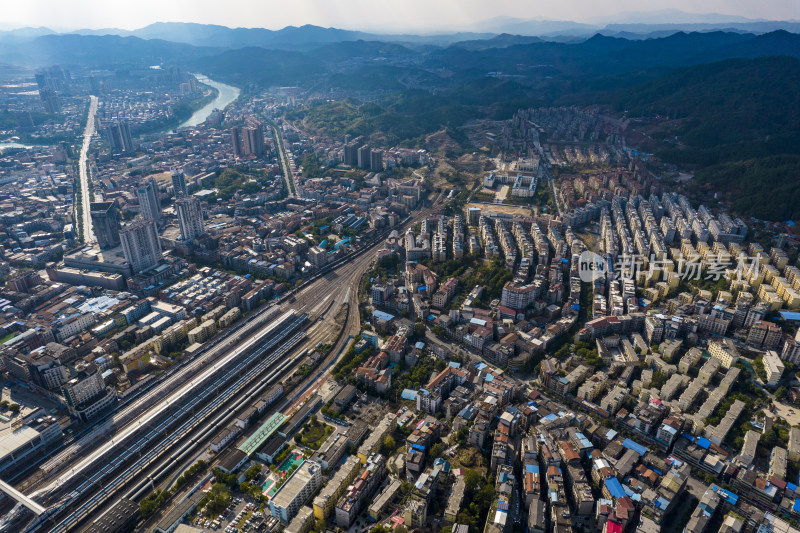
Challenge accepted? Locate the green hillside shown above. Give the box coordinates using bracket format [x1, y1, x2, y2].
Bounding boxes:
[693, 155, 800, 221]
[607, 56, 800, 154]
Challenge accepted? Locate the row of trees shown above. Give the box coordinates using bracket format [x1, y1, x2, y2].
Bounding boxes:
[139, 460, 209, 519]
[452, 470, 496, 533]
[332, 340, 374, 382]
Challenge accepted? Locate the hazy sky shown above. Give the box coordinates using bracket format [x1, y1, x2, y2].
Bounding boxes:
[4, 0, 800, 32]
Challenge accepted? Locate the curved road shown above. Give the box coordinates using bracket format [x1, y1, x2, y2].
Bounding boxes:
[78, 96, 98, 245]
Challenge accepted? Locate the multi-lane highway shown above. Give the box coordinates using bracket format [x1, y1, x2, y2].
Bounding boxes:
[269, 121, 297, 197]
[77, 95, 97, 244]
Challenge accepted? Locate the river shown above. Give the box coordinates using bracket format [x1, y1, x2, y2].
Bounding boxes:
[0, 141, 37, 152]
[176, 75, 240, 130]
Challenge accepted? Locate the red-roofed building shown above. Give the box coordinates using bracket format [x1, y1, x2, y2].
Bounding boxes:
[559, 441, 581, 465]
[497, 306, 518, 320]
[356, 351, 392, 393]
[614, 497, 635, 528]
[425, 365, 468, 395]
[603, 519, 623, 533]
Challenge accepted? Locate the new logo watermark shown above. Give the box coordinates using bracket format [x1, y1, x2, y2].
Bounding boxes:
[578, 251, 608, 282]
[576, 251, 761, 283]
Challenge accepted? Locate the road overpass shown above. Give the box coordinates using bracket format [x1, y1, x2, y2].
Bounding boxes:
[0, 480, 45, 516]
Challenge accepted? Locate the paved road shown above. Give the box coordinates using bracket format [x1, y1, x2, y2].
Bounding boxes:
[78, 96, 98, 244]
[543, 166, 563, 216]
[269, 122, 297, 198]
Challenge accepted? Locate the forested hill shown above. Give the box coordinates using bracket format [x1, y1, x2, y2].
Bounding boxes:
[603, 56, 800, 157]
[199, 36, 800, 221]
[594, 55, 800, 221]
[694, 155, 800, 221]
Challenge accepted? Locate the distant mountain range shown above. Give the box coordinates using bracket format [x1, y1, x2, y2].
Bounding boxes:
[1, 11, 799, 54]
[69, 19, 800, 43]
[0, 15, 797, 219]
[0, 23, 498, 51]
[589, 8, 759, 24]
[0, 33, 216, 68]
[0, 22, 797, 87]
[110, 23, 379, 49]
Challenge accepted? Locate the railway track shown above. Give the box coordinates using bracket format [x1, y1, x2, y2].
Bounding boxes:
[11, 201, 441, 532]
[27, 312, 308, 532]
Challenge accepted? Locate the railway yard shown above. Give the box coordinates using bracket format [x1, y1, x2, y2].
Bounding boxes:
[4, 198, 438, 533]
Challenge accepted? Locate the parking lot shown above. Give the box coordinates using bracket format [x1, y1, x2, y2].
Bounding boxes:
[772, 402, 800, 426]
[194, 496, 264, 532]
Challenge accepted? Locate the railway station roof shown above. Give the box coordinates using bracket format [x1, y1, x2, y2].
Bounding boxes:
[239, 412, 287, 456]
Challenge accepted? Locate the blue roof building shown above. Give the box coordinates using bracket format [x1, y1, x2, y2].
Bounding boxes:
[605, 477, 626, 499]
[372, 310, 395, 322]
[710, 485, 738, 506]
[401, 389, 418, 401]
[622, 438, 647, 456]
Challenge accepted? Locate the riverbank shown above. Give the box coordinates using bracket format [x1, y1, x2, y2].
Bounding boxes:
[135, 84, 220, 136]
[176, 75, 240, 130]
[3, 133, 73, 146]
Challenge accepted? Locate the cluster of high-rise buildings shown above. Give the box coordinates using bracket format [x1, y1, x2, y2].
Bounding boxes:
[231, 122, 267, 158]
[343, 136, 383, 171]
[85, 184, 204, 278]
[102, 121, 135, 153]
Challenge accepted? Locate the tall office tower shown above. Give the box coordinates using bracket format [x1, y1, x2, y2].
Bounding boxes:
[36, 67, 67, 92]
[175, 196, 205, 242]
[370, 149, 383, 172]
[120, 218, 162, 274]
[231, 126, 244, 158]
[357, 145, 371, 169]
[136, 178, 161, 224]
[243, 124, 266, 156]
[38, 88, 61, 114]
[171, 169, 188, 197]
[103, 123, 121, 151]
[90, 201, 121, 249]
[103, 121, 134, 153]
